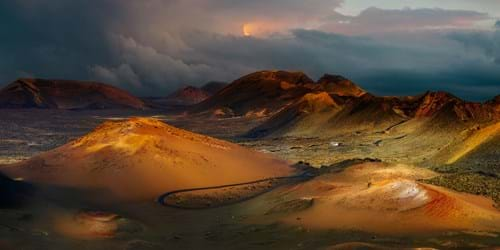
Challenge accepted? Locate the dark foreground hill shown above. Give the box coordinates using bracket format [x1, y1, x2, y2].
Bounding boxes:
[0, 173, 33, 207]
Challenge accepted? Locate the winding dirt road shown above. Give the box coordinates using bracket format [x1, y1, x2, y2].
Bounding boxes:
[157, 172, 315, 209]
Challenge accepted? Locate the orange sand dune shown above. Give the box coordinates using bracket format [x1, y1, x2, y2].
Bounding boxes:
[2, 118, 293, 201]
[261, 163, 500, 234]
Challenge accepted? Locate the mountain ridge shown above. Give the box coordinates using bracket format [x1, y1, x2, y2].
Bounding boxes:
[0, 78, 146, 110]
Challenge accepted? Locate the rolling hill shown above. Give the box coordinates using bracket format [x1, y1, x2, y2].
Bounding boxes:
[263, 162, 500, 234]
[1, 118, 293, 201]
[0, 78, 146, 109]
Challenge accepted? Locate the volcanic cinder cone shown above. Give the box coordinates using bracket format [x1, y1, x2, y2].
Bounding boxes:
[2, 118, 293, 201]
[0, 78, 146, 109]
[191, 70, 316, 117]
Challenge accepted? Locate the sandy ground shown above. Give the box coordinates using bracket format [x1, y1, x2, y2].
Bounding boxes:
[252, 163, 500, 234]
[0, 109, 498, 249]
[2, 117, 293, 201]
[0, 186, 498, 250]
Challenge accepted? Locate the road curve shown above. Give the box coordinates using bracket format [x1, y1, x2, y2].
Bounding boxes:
[157, 172, 314, 209]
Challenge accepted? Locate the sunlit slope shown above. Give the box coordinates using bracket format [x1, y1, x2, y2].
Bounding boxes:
[2, 118, 293, 201]
[259, 162, 500, 234]
[446, 122, 500, 164]
[191, 70, 316, 117]
[247, 92, 341, 137]
[317, 74, 366, 97]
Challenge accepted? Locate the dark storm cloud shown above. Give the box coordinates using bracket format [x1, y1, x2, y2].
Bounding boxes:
[322, 7, 491, 34]
[0, 0, 498, 100]
[0, 1, 118, 82]
[181, 29, 499, 101]
[448, 30, 500, 65]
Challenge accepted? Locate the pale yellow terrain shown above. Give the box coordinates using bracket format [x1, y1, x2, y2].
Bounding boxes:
[446, 121, 500, 164]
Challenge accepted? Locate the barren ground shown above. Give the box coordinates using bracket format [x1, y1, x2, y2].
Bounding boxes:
[0, 109, 498, 249]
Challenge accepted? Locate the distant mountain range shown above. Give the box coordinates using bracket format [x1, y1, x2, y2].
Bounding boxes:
[187, 70, 499, 168]
[0, 78, 146, 110]
[0, 79, 228, 109]
[3, 73, 497, 119]
[189, 70, 498, 125]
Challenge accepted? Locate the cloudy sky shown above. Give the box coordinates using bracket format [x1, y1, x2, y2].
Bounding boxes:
[0, 0, 499, 100]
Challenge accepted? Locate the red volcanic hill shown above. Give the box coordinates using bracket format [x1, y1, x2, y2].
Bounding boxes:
[408, 91, 499, 123]
[191, 70, 316, 117]
[0, 78, 146, 110]
[249, 87, 500, 138]
[413, 91, 460, 118]
[1, 118, 293, 201]
[166, 85, 211, 105]
[317, 74, 366, 97]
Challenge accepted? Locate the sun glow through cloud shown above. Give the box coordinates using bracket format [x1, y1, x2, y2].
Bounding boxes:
[243, 23, 252, 36]
[1, 1, 499, 100]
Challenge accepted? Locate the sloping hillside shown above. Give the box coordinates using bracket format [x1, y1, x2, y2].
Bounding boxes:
[317, 74, 366, 97]
[247, 92, 341, 137]
[191, 70, 316, 117]
[260, 162, 500, 234]
[0, 78, 146, 109]
[2, 118, 293, 201]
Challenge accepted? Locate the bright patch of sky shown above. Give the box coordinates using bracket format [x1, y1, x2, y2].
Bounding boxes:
[338, 0, 500, 28]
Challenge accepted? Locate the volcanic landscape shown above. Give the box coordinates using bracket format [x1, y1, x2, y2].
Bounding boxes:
[0, 71, 499, 249]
